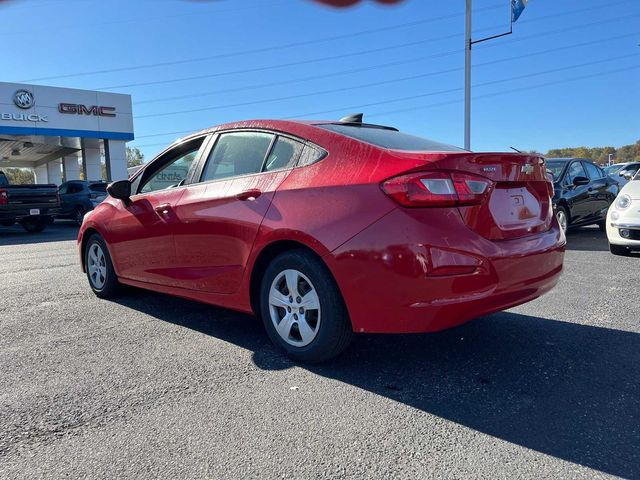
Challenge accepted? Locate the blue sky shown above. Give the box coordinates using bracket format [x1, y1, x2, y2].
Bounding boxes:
[1, 0, 638, 160]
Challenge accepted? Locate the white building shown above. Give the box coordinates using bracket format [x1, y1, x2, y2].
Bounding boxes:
[0, 82, 134, 185]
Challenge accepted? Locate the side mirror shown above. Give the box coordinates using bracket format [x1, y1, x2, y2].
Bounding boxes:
[573, 176, 590, 186]
[107, 180, 132, 202]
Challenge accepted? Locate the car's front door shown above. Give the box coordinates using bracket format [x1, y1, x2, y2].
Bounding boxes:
[172, 131, 304, 293]
[107, 137, 207, 286]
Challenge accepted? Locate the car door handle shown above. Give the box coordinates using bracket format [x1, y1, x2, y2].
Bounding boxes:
[236, 189, 262, 201]
[154, 203, 172, 215]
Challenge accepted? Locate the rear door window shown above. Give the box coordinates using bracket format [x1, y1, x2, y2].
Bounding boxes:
[263, 137, 303, 172]
[201, 131, 274, 182]
[583, 162, 603, 180]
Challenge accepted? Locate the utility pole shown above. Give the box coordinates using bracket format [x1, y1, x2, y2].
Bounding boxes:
[464, 0, 472, 150]
[464, 1, 526, 150]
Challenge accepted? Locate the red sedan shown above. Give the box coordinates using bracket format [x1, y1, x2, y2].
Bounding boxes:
[78, 116, 565, 362]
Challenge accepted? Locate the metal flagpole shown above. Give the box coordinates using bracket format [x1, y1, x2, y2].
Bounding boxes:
[464, 0, 472, 150]
[464, 0, 518, 151]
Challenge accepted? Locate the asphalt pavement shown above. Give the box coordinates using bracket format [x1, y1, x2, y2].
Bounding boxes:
[0, 223, 638, 479]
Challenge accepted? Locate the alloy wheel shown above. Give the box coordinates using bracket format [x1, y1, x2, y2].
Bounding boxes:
[556, 209, 568, 233]
[87, 243, 107, 290]
[268, 269, 321, 347]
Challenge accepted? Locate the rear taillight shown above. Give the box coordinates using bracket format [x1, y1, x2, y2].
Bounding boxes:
[381, 171, 493, 207]
[0, 188, 8, 206]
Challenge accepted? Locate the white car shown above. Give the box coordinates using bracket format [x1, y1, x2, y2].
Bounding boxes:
[607, 169, 640, 256]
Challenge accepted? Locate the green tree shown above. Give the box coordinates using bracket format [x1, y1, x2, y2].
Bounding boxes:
[126, 147, 144, 168]
[2, 168, 35, 184]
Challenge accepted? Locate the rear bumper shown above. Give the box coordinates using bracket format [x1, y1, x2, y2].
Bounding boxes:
[0, 207, 60, 221]
[328, 207, 565, 334]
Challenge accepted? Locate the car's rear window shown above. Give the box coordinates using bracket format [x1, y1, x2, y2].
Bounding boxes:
[318, 124, 466, 152]
[88, 183, 107, 193]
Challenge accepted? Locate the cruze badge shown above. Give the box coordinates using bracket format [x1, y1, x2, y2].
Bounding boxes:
[521, 164, 534, 174]
[482, 166, 497, 173]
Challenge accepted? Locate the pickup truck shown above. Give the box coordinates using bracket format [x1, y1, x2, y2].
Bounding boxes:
[0, 170, 60, 233]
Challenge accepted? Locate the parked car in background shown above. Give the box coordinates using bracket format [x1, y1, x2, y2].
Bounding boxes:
[58, 181, 108, 225]
[604, 162, 640, 189]
[606, 168, 640, 256]
[78, 116, 565, 362]
[0, 170, 60, 233]
[545, 158, 619, 234]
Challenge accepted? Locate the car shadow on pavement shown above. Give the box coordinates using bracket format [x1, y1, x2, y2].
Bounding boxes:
[0, 223, 78, 246]
[564, 226, 610, 252]
[113, 291, 639, 479]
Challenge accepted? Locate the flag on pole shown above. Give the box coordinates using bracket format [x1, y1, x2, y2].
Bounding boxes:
[511, 0, 529, 22]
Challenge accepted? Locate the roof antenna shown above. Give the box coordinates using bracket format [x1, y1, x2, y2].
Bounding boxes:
[509, 146, 522, 153]
[339, 113, 363, 123]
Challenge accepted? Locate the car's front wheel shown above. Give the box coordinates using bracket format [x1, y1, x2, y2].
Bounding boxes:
[260, 250, 353, 363]
[85, 234, 120, 298]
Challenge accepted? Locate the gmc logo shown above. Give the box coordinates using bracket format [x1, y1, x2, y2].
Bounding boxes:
[58, 103, 116, 117]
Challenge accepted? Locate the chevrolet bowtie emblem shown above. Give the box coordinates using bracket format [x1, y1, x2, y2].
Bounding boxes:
[521, 164, 534, 174]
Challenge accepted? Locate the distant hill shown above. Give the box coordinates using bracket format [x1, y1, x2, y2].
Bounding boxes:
[544, 140, 640, 166]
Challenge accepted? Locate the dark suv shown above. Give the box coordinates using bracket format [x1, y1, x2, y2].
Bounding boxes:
[57, 181, 108, 225]
[546, 158, 619, 233]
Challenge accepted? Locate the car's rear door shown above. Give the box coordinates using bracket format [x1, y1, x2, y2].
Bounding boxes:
[582, 161, 610, 221]
[107, 136, 207, 286]
[563, 161, 591, 224]
[171, 130, 304, 293]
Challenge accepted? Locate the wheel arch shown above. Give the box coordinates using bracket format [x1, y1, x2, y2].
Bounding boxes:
[248, 239, 345, 320]
[79, 226, 114, 273]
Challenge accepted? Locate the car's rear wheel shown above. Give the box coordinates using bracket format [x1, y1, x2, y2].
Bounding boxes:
[260, 250, 353, 363]
[21, 217, 47, 233]
[85, 234, 120, 298]
[609, 243, 630, 256]
[556, 206, 569, 234]
[74, 206, 86, 226]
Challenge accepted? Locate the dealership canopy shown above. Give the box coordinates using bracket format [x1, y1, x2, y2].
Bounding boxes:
[0, 82, 134, 185]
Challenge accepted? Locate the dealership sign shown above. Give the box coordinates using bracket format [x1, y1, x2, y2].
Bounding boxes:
[1, 89, 118, 123]
[0, 82, 134, 141]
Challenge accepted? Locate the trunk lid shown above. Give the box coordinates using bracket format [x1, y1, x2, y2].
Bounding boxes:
[387, 151, 553, 240]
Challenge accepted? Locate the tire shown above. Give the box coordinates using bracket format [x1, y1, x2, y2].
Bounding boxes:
[74, 206, 86, 226]
[260, 249, 353, 363]
[556, 206, 569, 234]
[609, 243, 630, 256]
[597, 220, 606, 232]
[1, 219, 15, 227]
[21, 217, 47, 233]
[85, 234, 120, 298]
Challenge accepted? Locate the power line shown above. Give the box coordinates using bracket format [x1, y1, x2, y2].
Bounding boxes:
[134, 50, 639, 120]
[19, 3, 503, 83]
[99, 10, 639, 92]
[367, 65, 640, 118]
[130, 61, 640, 149]
[134, 30, 638, 110]
[22, 0, 633, 87]
[283, 53, 638, 119]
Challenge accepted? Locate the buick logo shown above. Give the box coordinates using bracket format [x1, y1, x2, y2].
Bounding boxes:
[14, 90, 35, 109]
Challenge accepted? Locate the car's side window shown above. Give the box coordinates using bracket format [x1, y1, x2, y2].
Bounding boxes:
[138, 138, 204, 194]
[566, 161, 587, 185]
[583, 162, 603, 180]
[58, 183, 68, 195]
[263, 136, 304, 172]
[201, 131, 274, 182]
